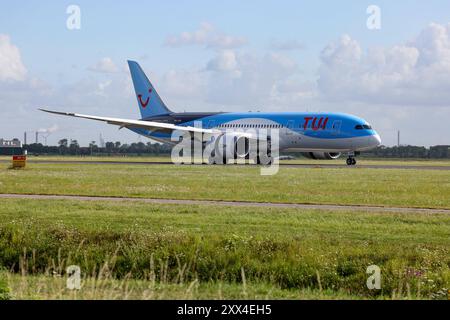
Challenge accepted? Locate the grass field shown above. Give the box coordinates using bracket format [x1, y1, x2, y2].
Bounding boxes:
[0, 199, 449, 300]
[0, 158, 449, 299]
[4, 274, 363, 300]
[2, 155, 450, 166]
[1, 161, 450, 209]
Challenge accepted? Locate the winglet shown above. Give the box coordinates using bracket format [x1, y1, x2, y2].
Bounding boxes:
[39, 108, 76, 117]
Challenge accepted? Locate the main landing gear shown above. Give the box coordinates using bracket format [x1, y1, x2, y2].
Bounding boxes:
[346, 153, 357, 166]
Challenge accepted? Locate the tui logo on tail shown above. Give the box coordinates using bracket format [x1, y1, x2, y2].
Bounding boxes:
[137, 88, 152, 108]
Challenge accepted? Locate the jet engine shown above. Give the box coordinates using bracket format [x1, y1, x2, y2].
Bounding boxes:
[208, 133, 272, 164]
[213, 133, 250, 159]
[301, 152, 341, 160]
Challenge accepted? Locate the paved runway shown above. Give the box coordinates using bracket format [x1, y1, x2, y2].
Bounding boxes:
[1, 159, 450, 170]
[1, 193, 449, 214]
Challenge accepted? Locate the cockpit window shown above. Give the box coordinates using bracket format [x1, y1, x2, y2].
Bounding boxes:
[355, 124, 372, 130]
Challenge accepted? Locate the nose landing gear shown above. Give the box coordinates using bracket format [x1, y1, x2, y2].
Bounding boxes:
[346, 157, 356, 166]
[346, 152, 357, 166]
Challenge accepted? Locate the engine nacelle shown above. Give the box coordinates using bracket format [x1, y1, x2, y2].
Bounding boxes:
[302, 152, 341, 160]
[213, 133, 250, 159]
[234, 136, 250, 158]
[207, 133, 275, 164]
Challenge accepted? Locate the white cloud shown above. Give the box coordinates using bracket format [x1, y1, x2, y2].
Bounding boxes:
[88, 57, 118, 73]
[318, 23, 450, 106]
[207, 50, 238, 72]
[154, 49, 313, 111]
[204, 50, 311, 108]
[165, 22, 247, 49]
[0, 34, 27, 82]
[159, 69, 206, 100]
[94, 80, 113, 97]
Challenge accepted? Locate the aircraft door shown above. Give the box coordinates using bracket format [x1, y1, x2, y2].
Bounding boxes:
[286, 120, 295, 135]
[331, 120, 342, 136]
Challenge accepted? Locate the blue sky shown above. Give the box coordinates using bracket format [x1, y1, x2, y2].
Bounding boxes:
[1, 1, 450, 146]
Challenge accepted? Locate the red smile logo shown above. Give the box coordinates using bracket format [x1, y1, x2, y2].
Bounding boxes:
[138, 88, 152, 108]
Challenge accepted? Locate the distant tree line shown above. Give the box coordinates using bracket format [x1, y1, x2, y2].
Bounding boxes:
[361, 145, 450, 159]
[18, 141, 450, 159]
[24, 139, 172, 156]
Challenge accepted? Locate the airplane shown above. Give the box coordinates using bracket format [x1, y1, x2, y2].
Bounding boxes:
[40, 60, 381, 166]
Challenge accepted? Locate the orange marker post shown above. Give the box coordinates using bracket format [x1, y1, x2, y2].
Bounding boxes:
[12, 155, 27, 168]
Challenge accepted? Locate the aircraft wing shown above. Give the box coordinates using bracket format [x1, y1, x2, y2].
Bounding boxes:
[39, 108, 257, 140]
[39, 108, 222, 135]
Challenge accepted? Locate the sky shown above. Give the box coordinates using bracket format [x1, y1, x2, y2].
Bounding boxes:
[1, 0, 450, 146]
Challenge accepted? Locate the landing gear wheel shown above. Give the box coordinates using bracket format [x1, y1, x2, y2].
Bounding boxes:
[346, 157, 357, 166]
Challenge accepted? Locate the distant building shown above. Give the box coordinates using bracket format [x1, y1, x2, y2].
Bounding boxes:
[0, 138, 23, 155]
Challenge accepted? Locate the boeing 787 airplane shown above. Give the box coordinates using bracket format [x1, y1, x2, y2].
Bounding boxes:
[40, 60, 381, 165]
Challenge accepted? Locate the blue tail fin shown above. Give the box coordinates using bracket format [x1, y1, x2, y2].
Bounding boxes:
[128, 60, 171, 118]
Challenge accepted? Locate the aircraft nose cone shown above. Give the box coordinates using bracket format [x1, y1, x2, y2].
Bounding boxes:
[371, 133, 381, 147]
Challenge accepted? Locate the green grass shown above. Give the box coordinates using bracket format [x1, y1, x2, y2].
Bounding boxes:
[1, 162, 450, 208]
[0, 155, 171, 163]
[283, 158, 450, 167]
[2, 155, 450, 166]
[4, 274, 364, 300]
[1, 160, 449, 299]
[0, 199, 449, 299]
